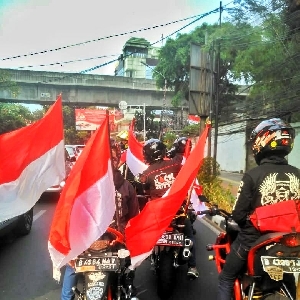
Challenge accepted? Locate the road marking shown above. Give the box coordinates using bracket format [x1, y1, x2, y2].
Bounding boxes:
[33, 210, 46, 222]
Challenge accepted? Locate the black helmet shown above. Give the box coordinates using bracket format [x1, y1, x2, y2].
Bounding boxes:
[143, 138, 166, 164]
[249, 118, 295, 165]
[172, 137, 192, 154]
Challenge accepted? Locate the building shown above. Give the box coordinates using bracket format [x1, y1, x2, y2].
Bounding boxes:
[114, 37, 160, 79]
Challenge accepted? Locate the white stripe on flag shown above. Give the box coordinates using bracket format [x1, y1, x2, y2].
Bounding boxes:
[49, 162, 115, 269]
[126, 147, 147, 176]
[0, 140, 65, 222]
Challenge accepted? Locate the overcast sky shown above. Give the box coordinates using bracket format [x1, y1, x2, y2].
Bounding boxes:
[0, 0, 233, 76]
[0, 0, 232, 111]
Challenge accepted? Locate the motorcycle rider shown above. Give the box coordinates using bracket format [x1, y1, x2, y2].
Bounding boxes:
[137, 138, 199, 279]
[61, 139, 140, 300]
[218, 118, 300, 300]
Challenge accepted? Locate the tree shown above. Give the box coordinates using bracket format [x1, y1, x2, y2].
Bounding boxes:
[0, 70, 19, 97]
[154, 23, 220, 107]
[0, 103, 33, 134]
[153, 21, 259, 120]
[227, 0, 300, 122]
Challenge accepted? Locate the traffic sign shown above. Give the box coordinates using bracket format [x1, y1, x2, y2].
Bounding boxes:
[118, 101, 128, 110]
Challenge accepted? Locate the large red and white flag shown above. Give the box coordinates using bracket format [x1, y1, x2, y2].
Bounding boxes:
[48, 115, 115, 275]
[126, 119, 147, 176]
[0, 96, 65, 222]
[125, 123, 211, 267]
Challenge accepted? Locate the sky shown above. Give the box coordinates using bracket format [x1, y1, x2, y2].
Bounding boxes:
[0, 0, 233, 110]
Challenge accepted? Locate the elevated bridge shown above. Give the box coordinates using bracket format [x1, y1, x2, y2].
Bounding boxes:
[0, 69, 182, 110]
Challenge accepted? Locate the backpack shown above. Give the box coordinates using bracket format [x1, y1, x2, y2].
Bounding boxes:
[249, 200, 300, 233]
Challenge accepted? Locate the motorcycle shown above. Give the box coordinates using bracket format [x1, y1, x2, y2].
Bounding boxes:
[72, 226, 139, 300]
[151, 204, 195, 299]
[198, 201, 300, 300]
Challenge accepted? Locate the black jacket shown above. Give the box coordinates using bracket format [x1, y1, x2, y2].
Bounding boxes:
[113, 169, 139, 233]
[232, 155, 300, 247]
[140, 157, 182, 199]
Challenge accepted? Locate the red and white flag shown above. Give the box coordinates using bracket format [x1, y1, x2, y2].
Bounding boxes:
[126, 119, 147, 176]
[0, 96, 65, 222]
[125, 123, 211, 267]
[48, 115, 115, 275]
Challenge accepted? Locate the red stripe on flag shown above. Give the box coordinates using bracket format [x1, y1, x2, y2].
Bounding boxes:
[0, 96, 64, 184]
[128, 119, 144, 162]
[49, 115, 113, 256]
[125, 124, 210, 258]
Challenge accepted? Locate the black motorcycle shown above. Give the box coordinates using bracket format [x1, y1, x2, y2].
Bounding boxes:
[73, 226, 139, 300]
[151, 205, 194, 299]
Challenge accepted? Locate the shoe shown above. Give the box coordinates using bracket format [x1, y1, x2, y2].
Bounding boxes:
[187, 267, 199, 279]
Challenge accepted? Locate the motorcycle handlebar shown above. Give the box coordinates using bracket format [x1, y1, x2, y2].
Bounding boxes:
[197, 207, 232, 219]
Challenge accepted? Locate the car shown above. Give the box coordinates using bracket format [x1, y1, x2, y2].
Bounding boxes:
[0, 208, 33, 239]
[44, 149, 75, 195]
[65, 145, 77, 164]
[73, 144, 85, 157]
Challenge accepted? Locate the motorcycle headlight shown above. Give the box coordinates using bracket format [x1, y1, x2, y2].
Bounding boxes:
[89, 240, 110, 251]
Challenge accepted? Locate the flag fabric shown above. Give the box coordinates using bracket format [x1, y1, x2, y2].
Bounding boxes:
[126, 119, 147, 176]
[0, 96, 65, 222]
[48, 115, 115, 274]
[190, 180, 208, 218]
[125, 123, 210, 267]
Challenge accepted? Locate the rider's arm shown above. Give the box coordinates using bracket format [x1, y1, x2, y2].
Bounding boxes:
[126, 182, 140, 220]
[232, 173, 255, 225]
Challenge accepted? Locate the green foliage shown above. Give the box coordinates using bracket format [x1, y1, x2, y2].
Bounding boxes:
[0, 70, 19, 97]
[181, 124, 200, 137]
[134, 110, 160, 139]
[162, 132, 177, 149]
[197, 157, 235, 212]
[0, 103, 33, 134]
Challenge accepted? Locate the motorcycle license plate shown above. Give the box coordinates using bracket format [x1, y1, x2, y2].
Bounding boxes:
[156, 232, 184, 246]
[74, 256, 119, 272]
[261, 256, 300, 281]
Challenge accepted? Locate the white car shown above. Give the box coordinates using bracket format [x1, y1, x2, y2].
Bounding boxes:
[44, 149, 75, 195]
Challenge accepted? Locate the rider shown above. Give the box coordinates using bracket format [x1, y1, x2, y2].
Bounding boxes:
[137, 138, 199, 279]
[218, 118, 300, 300]
[61, 139, 140, 300]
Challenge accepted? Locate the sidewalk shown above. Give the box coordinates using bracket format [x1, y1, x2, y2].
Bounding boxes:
[208, 172, 242, 230]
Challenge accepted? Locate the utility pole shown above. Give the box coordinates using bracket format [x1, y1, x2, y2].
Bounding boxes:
[207, 41, 215, 158]
[213, 1, 222, 176]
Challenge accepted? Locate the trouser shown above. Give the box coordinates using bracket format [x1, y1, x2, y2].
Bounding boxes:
[183, 217, 196, 267]
[218, 239, 249, 300]
[61, 264, 78, 300]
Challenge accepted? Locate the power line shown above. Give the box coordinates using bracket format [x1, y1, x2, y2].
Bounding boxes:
[0, 13, 213, 62]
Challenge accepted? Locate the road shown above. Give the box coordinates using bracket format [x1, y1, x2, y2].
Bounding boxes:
[0, 194, 223, 300]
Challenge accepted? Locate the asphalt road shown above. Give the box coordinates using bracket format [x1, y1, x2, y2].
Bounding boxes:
[0, 194, 223, 300]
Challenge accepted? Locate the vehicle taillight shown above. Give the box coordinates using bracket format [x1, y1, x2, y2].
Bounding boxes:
[281, 233, 300, 247]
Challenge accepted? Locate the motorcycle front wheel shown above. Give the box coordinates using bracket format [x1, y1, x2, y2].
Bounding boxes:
[156, 250, 176, 299]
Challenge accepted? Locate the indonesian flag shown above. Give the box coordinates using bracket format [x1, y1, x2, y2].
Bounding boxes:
[0, 96, 65, 222]
[126, 119, 147, 176]
[48, 115, 115, 275]
[125, 123, 211, 267]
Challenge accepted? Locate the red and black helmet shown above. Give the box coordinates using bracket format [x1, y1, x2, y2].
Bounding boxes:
[249, 118, 295, 165]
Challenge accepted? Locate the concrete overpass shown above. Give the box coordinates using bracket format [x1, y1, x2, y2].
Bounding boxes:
[0, 69, 184, 110]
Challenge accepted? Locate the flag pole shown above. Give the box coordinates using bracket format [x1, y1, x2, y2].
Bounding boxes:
[107, 110, 121, 232]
